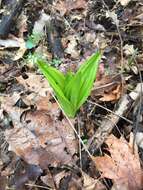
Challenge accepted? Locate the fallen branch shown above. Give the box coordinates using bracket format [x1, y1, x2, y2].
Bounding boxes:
[46, 18, 64, 58]
[88, 83, 143, 154]
[0, 0, 26, 38]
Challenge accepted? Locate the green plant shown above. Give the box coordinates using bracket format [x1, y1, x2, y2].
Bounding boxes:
[26, 32, 42, 49]
[128, 48, 138, 66]
[49, 58, 62, 67]
[34, 51, 101, 118]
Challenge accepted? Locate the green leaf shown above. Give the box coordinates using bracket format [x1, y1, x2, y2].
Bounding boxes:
[34, 51, 101, 118]
[64, 51, 101, 110]
[26, 33, 42, 49]
[64, 72, 82, 110]
[65, 71, 74, 84]
[36, 58, 76, 117]
[77, 51, 101, 75]
[36, 59, 65, 90]
[56, 95, 76, 117]
[76, 52, 101, 109]
[26, 40, 36, 49]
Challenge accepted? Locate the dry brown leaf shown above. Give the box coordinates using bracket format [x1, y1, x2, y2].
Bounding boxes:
[92, 74, 122, 102]
[5, 127, 41, 165]
[53, 171, 69, 188]
[24, 109, 77, 157]
[16, 73, 51, 96]
[0, 92, 23, 125]
[4, 93, 78, 168]
[13, 38, 27, 61]
[0, 175, 7, 190]
[93, 135, 143, 190]
[55, 0, 87, 16]
[64, 35, 80, 59]
[82, 171, 106, 190]
[1, 84, 77, 168]
[99, 84, 122, 101]
[41, 169, 56, 189]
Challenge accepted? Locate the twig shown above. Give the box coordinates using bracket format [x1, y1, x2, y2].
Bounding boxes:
[78, 117, 82, 169]
[87, 100, 133, 124]
[101, 0, 124, 94]
[0, 0, 26, 38]
[132, 58, 143, 152]
[26, 183, 52, 190]
[50, 92, 93, 159]
[88, 83, 143, 153]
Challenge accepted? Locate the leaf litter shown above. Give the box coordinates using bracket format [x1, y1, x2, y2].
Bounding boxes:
[2, 92, 78, 167]
[93, 134, 143, 190]
[0, 0, 143, 189]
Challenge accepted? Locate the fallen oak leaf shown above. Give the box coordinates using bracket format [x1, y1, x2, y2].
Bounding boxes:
[93, 135, 143, 190]
[5, 126, 41, 166]
[1, 71, 77, 167]
[93, 155, 118, 179]
[23, 109, 77, 155]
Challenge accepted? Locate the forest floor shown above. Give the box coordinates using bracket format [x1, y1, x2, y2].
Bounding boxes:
[0, 0, 143, 189]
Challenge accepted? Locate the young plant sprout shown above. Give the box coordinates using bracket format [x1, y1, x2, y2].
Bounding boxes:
[34, 51, 101, 118]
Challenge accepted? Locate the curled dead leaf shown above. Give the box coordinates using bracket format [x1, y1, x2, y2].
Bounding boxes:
[99, 84, 122, 102]
[92, 74, 123, 102]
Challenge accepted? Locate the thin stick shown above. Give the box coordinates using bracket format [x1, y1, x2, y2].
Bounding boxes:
[78, 117, 82, 169]
[26, 183, 51, 190]
[88, 94, 130, 152]
[101, 0, 124, 95]
[89, 84, 143, 152]
[133, 57, 143, 152]
[88, 100, 133, 124]
[50, 92, 92, 158]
